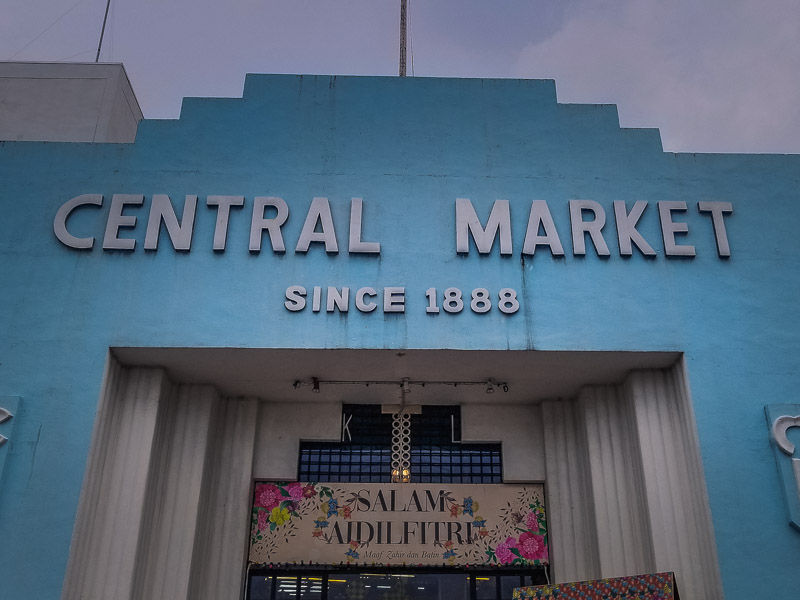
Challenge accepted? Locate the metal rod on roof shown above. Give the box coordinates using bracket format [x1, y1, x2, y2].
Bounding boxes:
[95, 0, 112, 62]
[399, 0, 407, 76]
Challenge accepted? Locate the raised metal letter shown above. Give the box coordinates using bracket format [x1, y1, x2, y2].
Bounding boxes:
[54, 194, 103, 249]
[522, 200, 564, 256]
[327, 287, 350, 312]
[456, 198, 512, 255]
[698, 201, 733, 257]
[250, 197, 288, 253]
[658, 201, 696, 257]
[103, 194, 144, 250]
[208, 195, 245, 251]
[296, 197, 339, 253]
[144, 194, 197, 251]
[384, 287, 406, 313]
[349, 198, 381, 254]
[285, 286, 307, 311]
[614, 200, 656, 257]
[569, 199, 610, 256]
[355, 287, 378, 312]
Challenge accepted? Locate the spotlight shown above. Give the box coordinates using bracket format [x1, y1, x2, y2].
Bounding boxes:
[486, 379, 495, 394]
[391, 468, 411, 483]
[312, 378, 320, 393]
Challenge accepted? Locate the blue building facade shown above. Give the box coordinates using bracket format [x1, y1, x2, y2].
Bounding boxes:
[1, 74, 799, 599]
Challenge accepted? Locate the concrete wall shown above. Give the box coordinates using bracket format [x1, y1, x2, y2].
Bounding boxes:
[0, 62, 142, 142]
[1, 74, 799, 599]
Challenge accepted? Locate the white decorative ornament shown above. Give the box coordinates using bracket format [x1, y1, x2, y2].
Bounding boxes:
[771, 415, 800, 502]
[772, 415, 800, 455]
[391, 411, 411, 483]
[0, 406, 12, 446]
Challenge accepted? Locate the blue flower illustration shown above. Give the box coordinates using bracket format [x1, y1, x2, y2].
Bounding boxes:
[463, 497, 474, 516]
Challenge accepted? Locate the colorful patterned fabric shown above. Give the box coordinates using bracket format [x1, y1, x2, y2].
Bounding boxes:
[513, 572, 677, 600]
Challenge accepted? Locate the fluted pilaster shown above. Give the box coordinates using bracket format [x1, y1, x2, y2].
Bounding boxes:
[580, 384, 655, 578]
[62, 363, 170, 600]
[626, 363, 722, 599]
[541, 398, 600, 583]
[132, 384, 220, 599]
[189, 397, 259, 600]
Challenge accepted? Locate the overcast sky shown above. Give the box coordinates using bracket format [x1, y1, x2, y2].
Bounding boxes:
[2, 0, 799, 153]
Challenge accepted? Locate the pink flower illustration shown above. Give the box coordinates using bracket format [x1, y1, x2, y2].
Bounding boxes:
[285, 482, 303, 501]
[302, 484, 317, 498]
[254, 483, 282, 510]
[494, 537, 517, 564]
[257, 510, 269, 532]
[525, 511, 539, 532]
[518, 532, 548, 561]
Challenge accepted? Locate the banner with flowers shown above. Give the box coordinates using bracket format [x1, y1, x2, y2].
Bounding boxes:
[248, 482, 547, 567]
[513, 572, 678, 600]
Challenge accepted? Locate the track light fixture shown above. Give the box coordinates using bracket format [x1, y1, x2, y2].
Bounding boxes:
[292, 378, 509, 392]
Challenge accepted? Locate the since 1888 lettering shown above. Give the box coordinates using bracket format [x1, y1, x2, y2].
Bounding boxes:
[284, 286, 519, 315]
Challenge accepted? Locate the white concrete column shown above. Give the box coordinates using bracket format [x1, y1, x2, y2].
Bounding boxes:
[626, 363, 723, 599]
[541, 398, 600, 583]
[189, 397, 259, 600]
[62, 363, 260, 600]
[62, 364, 170, 600]
[132, 384, 221, 599]
[579, 385, 655, 578]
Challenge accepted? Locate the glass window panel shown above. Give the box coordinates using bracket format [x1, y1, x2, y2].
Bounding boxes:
[248, 575, 274, 600]
[501, 576, 523, 599]
[275, 576, 298, 599]
[475, 575, 497, 600]
[299, 405, 501, 483]
[299, 576, 323, 599]
[326, 574, 357, 600]
[412, 573, 470, 600]
[327, 573, 471, 600]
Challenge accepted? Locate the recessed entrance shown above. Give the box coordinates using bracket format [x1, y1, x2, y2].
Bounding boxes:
[61, 348, 721, 600]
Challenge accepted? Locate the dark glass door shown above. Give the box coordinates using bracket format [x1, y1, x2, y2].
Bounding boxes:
[247, 568, 548, 600]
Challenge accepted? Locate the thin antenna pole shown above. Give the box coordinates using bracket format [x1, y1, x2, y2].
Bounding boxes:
[399, 0, 407, 76]
[95, 0, 112, 62]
